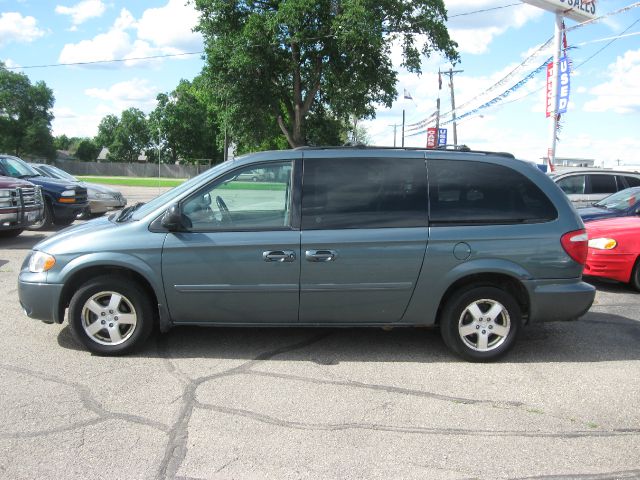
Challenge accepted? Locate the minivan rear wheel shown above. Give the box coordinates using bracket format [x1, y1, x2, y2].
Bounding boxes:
[68, 276, 154, 355]
[440, 286, 521, 362]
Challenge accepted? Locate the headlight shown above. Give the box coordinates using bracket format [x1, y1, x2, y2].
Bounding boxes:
[60, 190, 76, 197]
[0, 189, 11, 198]
[588, 238, 617, 250]
[28, 251, 56, 273]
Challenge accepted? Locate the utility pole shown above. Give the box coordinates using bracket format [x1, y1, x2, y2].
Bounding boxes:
[401, 110, 405, 147]
[435, 69, 441, 134]
[389, 124, 398, 147]
[444, 68, 464, 147]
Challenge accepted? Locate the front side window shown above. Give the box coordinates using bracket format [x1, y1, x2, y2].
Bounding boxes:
[428, 160, 557, 225]
[182, 162, 293, 231]
[556, 175, 586, 195]
[301, 157, 427, 230]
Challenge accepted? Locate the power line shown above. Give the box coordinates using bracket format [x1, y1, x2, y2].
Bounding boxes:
[448, 3, 520, 19]
[4, 51, 204, 70]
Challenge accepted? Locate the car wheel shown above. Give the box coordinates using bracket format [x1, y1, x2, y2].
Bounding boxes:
[28, 201, 53, 231]
[0, 229, 23, 238]
[68, 275, 154, 355]
[440, 286, 522, 362]
[54, 216, 76, 226]
[631, 258, 640, 292]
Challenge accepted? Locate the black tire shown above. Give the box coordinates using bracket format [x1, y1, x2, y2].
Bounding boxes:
[0, 229, 23, 238]
[631, 258, 640, 292]
[440, 286, 522, 362]
[68, 275, 154, 355]
[54, 216, 76, 226]
[28, 201, 53, 231]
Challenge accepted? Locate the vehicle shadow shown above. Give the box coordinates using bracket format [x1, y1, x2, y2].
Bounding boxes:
[0, 233, 49, 250]
[585, 276, 639, 294]
[56, 311, 640, 364]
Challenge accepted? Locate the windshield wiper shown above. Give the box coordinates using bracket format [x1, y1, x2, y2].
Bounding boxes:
[116, 202, 145, 222]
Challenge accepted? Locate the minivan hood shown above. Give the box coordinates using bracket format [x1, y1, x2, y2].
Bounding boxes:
[34, 216, 114, 253]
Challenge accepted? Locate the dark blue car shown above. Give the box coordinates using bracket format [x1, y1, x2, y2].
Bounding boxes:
[577, 187, 640, 222]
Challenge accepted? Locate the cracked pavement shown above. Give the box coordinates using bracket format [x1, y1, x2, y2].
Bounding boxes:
[1, 191, 639, 479]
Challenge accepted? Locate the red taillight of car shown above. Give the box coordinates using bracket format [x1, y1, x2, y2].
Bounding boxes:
[561, 229, 588, 265]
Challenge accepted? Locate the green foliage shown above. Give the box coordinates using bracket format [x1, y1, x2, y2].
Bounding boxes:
[0, 63, 56, 158]
[148, 79, 221, 165]
[75, 138, 99, 162]
[95, 110, 151, 162]
[54, 134, 71, 151]
[194, 0, 458, 148]
[95, 114, 119, 150]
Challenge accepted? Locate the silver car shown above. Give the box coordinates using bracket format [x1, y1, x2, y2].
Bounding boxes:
[550, 168, 640, 208]
[30, 163, 127, 216]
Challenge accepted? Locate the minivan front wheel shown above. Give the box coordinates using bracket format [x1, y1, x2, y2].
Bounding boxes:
[440, 287, 521, 362]
[68, 276, 154, 355]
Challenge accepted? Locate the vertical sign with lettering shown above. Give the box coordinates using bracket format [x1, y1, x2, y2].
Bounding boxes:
[438, 128, 447, 146]
[546, 61, 554, 118]
[557, 56, 570, 114]
[426, 128, 437, 149]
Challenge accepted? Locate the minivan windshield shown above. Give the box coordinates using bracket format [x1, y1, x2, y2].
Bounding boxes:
[593, 187, 640, 211]
[129, 162, 230, 221]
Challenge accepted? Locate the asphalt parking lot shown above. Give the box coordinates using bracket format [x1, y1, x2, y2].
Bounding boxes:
[1, 186, 639, 480]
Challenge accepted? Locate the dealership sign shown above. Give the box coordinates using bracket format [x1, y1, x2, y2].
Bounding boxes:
[546, 56, 571, 117]
[438, 128, 447, 146]
[521, 0, 597, 22]
[426, 128, 437, 149]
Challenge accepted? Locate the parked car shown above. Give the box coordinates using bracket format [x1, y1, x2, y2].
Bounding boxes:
[0, 155, 88, 230]
[577, 187, 640, 222]
[0, 176, 44, 237]
[18, 147, 595, 361]
[584, 216, 640, 290]
[30, 163, 127, 217]
[550, 168, 640, 208]
[235, 168, 274, 182]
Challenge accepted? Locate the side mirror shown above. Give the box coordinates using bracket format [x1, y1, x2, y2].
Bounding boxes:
[161, 203, 191, 231]
[635, 208, 640, 216]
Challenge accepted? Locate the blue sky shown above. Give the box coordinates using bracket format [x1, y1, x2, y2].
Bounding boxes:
[1, 0, 639, 166]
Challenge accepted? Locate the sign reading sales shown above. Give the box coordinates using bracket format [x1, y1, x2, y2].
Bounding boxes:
[546, 56, 571, 118]
[521, 0, 597, 22]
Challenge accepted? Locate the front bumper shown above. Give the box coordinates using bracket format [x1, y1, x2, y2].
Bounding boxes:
[526, 278, 595, 323]
[584, 252, 635, 284]
[0, 207, 43, 229]
[18, 277, 64, 324]
[89, 197, 127, 214]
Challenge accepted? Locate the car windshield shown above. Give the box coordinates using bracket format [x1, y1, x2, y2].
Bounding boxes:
[0, 156, 40, 178]
[40, 165, 77, 181]
[593, 187, 640, 211]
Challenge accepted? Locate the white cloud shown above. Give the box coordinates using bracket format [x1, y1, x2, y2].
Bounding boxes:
[57, 1, 202, 68]
[445, 1, 543, 55]
[0, 12, 45, 47]
[55, 0, 106, 26]
[85, 78, 159, 113]
[136, 0, 202, 52]
[52, 107, 102, 138]
[583, 48, 640, 114]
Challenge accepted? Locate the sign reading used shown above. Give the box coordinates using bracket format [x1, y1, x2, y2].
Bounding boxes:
[438, 128, 447, 146]
[557, 56, 571, 114]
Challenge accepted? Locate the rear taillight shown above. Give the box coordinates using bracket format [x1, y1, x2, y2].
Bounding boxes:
[561, 229, 588, 265]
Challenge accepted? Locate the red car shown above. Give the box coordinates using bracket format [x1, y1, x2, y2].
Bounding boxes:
[584, 216, 640, 290]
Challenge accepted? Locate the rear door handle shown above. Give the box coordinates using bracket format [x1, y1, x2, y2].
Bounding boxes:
[263, 250, 296, 262]
[305, 250, 337, 262]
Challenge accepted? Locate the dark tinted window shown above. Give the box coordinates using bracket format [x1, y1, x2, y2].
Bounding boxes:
[428, 160, 557, 225]
[301, 157, 427, 230]
[622, 175, 640, 188]
[589, 174, 617, 194]
[556, 175, 585, 194]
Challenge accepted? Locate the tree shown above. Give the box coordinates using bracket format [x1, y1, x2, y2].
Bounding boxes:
[95, 114, 119, 150]
[109, 108, 151, 162]
[194, 0, 458, 148]
[0, 62, 55, 158]
[75, 138, 99, 161]
[148, 79, 220, 164]
[54, 134, 71, 151]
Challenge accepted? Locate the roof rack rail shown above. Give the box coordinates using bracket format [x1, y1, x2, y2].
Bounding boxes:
[291, 145, 515, 158]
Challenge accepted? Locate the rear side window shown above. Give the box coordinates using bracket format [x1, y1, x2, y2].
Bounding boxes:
[589, 174, 617, 194]
[622, 176, 640, 188]
[301, 157, 427, 230]
[428, 160, 557, 225]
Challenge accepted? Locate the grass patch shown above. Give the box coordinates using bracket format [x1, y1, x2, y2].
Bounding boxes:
[78, 176, 287, 191]
[77, 176, 185, 188]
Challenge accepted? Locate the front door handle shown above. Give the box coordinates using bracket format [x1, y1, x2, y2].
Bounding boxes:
[263, 250, 296, 262]
[305, 250, 337, 262]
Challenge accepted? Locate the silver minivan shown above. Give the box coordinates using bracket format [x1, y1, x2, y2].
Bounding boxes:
[18, 148, 595, 361]
[550, 168, 640, 208]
